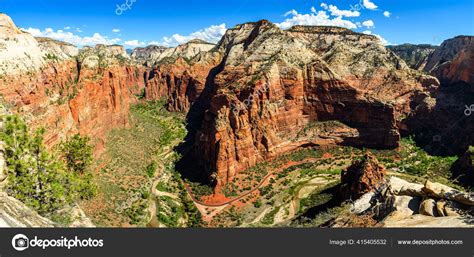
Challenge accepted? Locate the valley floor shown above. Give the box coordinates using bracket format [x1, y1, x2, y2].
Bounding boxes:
[80, 101, 467, 228]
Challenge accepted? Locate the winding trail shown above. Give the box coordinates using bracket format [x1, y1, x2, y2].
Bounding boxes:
[184, 157, 329, 208]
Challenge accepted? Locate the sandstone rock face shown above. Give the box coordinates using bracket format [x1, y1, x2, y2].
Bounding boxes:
[388, 44, 437, 70]
[424, 36, 474, 85]
[143, 20, 437, 189]
[340, 152, 387, 200]
[419, 198, 437, 216]
[36, 37, 79, 60]
[374, 177, 472, 227]
[144, 51, 222, 112]
[131, 45, 168, 66]
[422, 180, 474, 206]
[381, 214, 471, 228]
[0, 13, 45, 75]
[0, 14, 145, 155]
[388, 176, 424, 197]
[0, 192, 55, 227]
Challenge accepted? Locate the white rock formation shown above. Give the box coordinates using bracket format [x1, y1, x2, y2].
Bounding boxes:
[0, 13, 44, 75]
[131, 39, 215, 66]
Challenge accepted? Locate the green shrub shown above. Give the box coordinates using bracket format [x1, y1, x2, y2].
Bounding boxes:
[60, 134, 93, 175]
[254, 199, 262, 208]
[145, 161, 157, 178]
[0, 116, 96, 214]
[1, 116, 70, 214]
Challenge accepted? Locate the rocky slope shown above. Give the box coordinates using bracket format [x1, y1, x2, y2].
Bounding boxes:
[0, 14, 145, 154]
[0, 191, 56, 227]
[387, 44, 437, 70]
[144, 20, 436, 190]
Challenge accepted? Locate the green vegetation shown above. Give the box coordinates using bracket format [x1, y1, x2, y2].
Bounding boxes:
[261, 206, 280, 225]
[374, 137, 460, 189]
[0, 116, 95, 215]
[136, 88, 146, 100]
[156, 172, 202, 227]
[83, 100, 201, 227]
[124, 188, 150, 226]
[44, 53, 59, 61]
[60, 134, 93, 175]
[145, 161, 157, 178]
[298, 181, 339, 214]
[294, 205, 350, 227]
[187, 181, 213, 201]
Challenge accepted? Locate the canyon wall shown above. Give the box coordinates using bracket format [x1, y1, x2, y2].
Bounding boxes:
[0, 14, 145, 154]
[403, 36, 473, 156]
[142, 20, 438, 190]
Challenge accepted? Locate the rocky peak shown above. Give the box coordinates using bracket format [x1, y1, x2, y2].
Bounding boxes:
[217, 19, 281, 53]
[103, 44, 129, 58]
[131, 45, 169, 66]
[170, 39, 215, 61]
[340, 153, 387, 200]
[0, 13, 44, 75]
[0, 13, 21, 35]
[423, 36, 474, 85]
[78, 44, 131, 69]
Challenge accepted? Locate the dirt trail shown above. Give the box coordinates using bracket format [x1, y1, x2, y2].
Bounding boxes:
[185, 157, 329, 208]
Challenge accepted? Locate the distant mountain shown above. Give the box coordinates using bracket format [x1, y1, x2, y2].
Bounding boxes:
[131, 40, 215, 67]
[387, 43, 438, 70]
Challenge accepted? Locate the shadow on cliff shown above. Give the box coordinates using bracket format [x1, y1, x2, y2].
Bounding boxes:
[403, 81, 474, 187]
[403, 82, 474, 156]
[173, 53, 228, 185]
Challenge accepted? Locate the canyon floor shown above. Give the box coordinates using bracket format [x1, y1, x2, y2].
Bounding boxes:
[78, 100, 468, 227]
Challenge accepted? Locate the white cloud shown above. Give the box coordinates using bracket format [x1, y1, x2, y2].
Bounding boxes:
[76, 28, 83, 33]
[362, 20, 375, 28]
[161, 23, 227, 47]
[362, 30, 389, 45]
[112, 29, 121, 33]
[327, 5, 360, 17]
[362, 0, 378, 10]
[276, 9, 358, 30]
[284, 9, 298, 17]
[383, 11, 391, 17]
[64, 26, 71, 30]
[22, 27, 121, 46]
[124, 40, 146, 47]
[320, 3, 328, 10]
[311, 6, 317, 13]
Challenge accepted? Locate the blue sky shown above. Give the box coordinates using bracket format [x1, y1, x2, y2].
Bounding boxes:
[1, 0, 473, 47]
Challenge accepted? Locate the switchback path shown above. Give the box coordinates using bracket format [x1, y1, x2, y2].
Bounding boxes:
[184, 157, 329, 208]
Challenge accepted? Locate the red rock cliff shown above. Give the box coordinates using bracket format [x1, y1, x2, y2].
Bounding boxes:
[143, 20, 437, 190]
